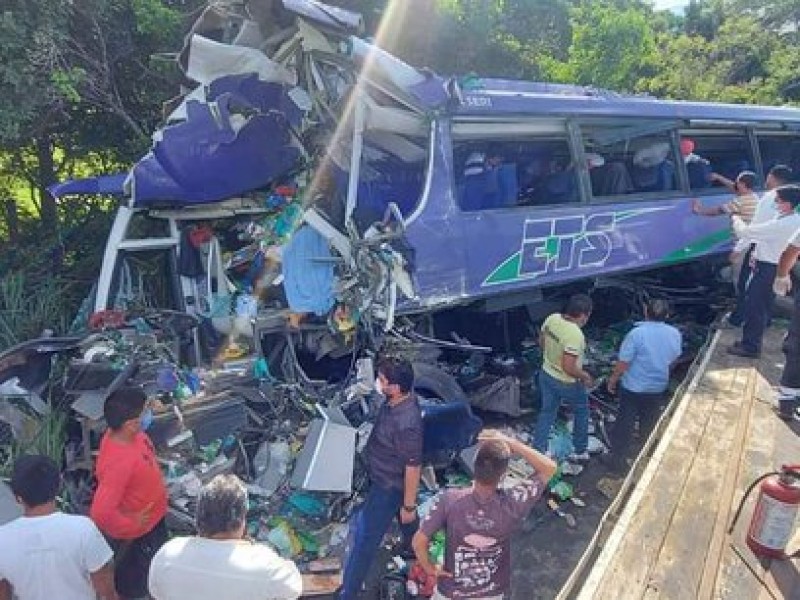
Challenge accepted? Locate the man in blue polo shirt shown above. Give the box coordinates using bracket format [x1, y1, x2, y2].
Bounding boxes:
[606, 298, 682, 473]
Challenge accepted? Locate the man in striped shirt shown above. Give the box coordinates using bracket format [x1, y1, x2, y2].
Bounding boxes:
[693, 170, 759, 324]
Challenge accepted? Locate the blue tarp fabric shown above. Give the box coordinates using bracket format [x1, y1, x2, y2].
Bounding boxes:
[131, 86, 301, 207]
[281, 225, 335, 316]
[48, 174, 127, 198]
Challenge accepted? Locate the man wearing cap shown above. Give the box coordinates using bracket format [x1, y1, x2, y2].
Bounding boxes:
[606, 298, 682, 473]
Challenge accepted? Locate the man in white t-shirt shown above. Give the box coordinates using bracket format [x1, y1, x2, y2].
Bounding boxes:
[729, 185, 800, 358]
[724, 165, 793, 327]
[148, 474, 302, 600]
[0, 455, 116, 600]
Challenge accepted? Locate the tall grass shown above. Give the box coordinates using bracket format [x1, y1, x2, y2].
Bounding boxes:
[0, 272, 70, 350]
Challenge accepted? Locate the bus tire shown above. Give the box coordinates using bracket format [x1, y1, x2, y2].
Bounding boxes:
[412, 362, 468, 404]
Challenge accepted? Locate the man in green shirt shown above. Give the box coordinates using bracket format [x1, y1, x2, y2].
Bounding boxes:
[533, 294, 594, 462]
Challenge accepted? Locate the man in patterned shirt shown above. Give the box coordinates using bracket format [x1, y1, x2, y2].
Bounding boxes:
[412, 431, 556, 599]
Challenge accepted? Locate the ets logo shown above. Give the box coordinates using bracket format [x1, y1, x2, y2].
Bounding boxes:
[519, 213, 616, 277]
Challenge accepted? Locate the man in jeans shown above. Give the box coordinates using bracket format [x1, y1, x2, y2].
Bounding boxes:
[606, 298, 682, 473]
[339, 357, 423, 599]
[534, 294, 594, 462]
[412, 431, 556, 600]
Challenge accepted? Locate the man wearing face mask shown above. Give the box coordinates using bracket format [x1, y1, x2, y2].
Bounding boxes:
[339, 357, 423, 600]
[91, 387, 168, 599]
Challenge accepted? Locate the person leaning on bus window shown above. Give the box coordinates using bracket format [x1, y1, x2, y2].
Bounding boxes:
[728, 185, 800, 359]
[693, 171, 759, 285]
[723, 164, 793, 329]
[773, 233, 800, 417]
[533, 294, 594, 462]
[605, 298, 682, 474]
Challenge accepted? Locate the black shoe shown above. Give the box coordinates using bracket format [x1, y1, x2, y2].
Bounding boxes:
[727, 343, 760, 358]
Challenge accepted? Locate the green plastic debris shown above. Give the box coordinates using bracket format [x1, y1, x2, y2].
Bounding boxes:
[550, 480, 574, 501]
[429, 531, 446, 564]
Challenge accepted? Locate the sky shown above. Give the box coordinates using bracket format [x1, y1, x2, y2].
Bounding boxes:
[653, 0, 690, 11]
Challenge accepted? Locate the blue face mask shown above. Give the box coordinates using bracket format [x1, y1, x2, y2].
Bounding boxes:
[140, 408, 154, 432]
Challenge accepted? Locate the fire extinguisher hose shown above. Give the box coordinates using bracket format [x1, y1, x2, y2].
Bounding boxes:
[728, 471, 780, 535]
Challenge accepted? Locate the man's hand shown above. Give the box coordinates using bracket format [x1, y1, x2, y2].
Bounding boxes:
[691, 199, 702, 214]
[478, 429, 519, 451]
[607, 376, 618, 395]
[774, 275, 792, 296]
[136, 503, 154, 528]
[421, 563, 452, 581]
[399, 506, 417, 525]
[729, 250, 741, 264]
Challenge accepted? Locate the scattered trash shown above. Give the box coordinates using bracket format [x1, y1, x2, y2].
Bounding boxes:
[548, 498, 577, 528]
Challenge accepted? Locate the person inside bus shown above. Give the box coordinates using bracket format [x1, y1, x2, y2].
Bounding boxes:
[461, 145, 517, 210]
[630, 141, 674, 192]
[681, 138, 713, 188]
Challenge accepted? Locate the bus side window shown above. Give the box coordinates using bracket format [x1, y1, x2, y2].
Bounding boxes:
[580, 122, 677, 198]
[678, 128, 756, 192]
[455, 134, 579, 210]
[757, 133, 800, 179]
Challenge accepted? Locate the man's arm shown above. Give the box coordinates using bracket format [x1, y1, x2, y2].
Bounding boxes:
[0, 578, 11, 600]
[90, 561, 119, 600]
[90, 460, 145, 539]
[412, 530, 435, 575]
[710, 172, 736, 191]
[401, 464, 422, 524]
[778, 244, 800, 278]
[561, 353, 592, 387]
[692, 199, 725, 216]
[774, 244, 800, 295]
[607, 360, 629, 394]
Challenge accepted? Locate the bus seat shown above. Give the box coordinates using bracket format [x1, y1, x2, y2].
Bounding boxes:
[461, 172, 488, 211]
[543, 170, 577, 204]
[496, 163, 519, 208]
[420, 401, 482, 464]
[687, 160, 712, 189]
[631, 160, 674, 192]
[590, 161, 634, 195]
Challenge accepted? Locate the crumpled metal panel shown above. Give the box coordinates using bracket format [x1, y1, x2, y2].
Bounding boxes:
[131, 93, 300, 206]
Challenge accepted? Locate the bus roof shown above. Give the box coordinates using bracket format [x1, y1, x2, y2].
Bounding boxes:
[453, 77, 800, 125]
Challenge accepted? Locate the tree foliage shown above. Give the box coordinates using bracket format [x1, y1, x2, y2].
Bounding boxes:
[0, 0, 797, 344]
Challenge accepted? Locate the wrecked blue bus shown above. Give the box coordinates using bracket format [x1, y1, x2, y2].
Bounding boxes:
[52, 0, 800, 378]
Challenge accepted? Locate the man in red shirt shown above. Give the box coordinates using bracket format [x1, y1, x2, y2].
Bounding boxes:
[90, 387, 168, 599]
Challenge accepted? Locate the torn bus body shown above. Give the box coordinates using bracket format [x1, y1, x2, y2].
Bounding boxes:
[54, 0, 800, 382]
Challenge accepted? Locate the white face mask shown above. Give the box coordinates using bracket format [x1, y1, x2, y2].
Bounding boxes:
[375, 378, 385, 396]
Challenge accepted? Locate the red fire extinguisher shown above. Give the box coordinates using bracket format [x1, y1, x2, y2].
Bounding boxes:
[729, 465, 800, 559]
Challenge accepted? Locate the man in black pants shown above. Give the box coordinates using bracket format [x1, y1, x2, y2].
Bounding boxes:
[773, 234, 800, 417]
[606, 299, 682, 472]
[728, 186, 800, 358]
[726, 165, 793, 327]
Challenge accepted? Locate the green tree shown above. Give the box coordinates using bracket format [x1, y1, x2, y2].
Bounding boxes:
[540, 1, 658, 92]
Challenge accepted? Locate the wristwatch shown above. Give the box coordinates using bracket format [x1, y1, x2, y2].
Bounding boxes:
[402, 504, 417, 512]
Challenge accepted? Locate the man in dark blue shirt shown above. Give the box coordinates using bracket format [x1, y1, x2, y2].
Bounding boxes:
[339, 357, 423, 600]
